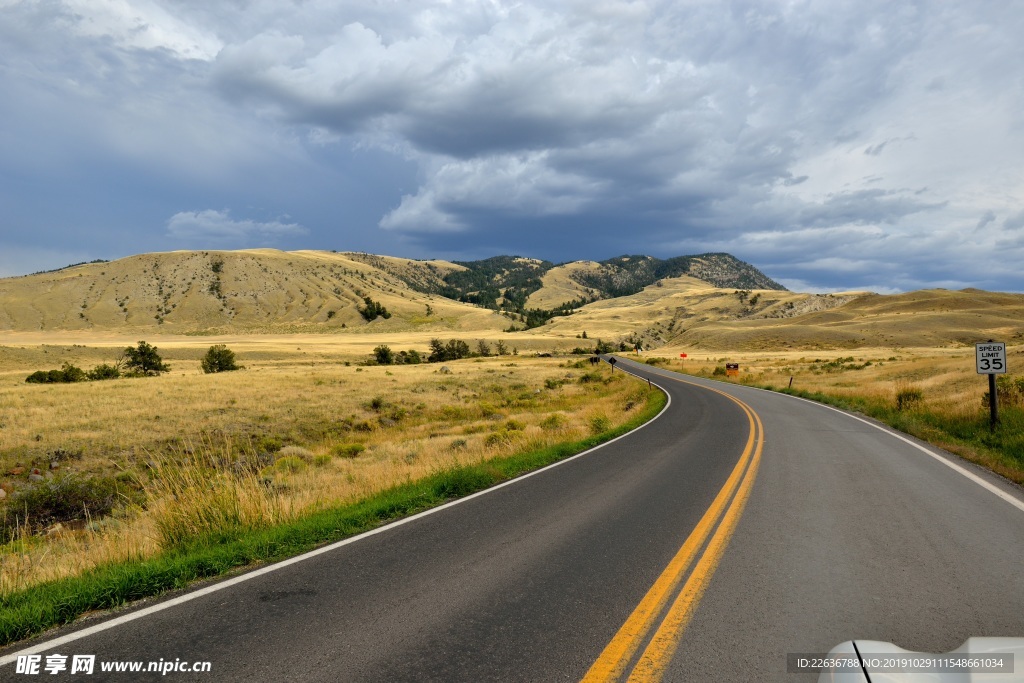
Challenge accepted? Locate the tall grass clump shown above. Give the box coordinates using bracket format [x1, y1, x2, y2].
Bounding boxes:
[146, 445, 295, 550]
[895, 381, 924, 411]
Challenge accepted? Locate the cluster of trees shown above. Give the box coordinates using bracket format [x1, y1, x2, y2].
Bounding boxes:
[369, 338, 515, 365]
[358, 296, 391, 321]
[435, 256, 551, 314]
[428, 338, 472, 363]
[372, 346, 421, 365]
[25, 341, 240, 383]
[569, 339, 616, 355]
[517, 296, 592, 330]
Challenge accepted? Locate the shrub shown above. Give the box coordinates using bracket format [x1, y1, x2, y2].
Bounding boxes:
[590, 415, 612, 434]
[540, 414, 565, 430]
[373, 345, 395, 365]
[87, 363, 121, 380]
[201, 345, 240, 373]
[396, 349, 421, 364]
[332, 443, 366, 458]
[24, 362, 87, 384]
[712, 366, 727, 376]
[59, 362, 87, 382]
[484, 430, 516, 447]
[983, 376, 1024, 408]
[895, 385, 924, 411]
[478, 401, 501, 418]
[123, 340, 170, 376]
[277, 446, 314, 461]
[2, 474, 130, 533]
[272, 456, 308, 474]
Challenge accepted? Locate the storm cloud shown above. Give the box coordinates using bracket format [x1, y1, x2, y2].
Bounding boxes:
[1, 1, 1023, 291]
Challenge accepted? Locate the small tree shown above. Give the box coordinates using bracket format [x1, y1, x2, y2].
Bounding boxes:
[201, 344, 239, 373]
[428, 338, 446, 363]
[446, 339, 471, 361]
[494, 339, 508, 356]
[123, 341, 170, 376]
[373, 345, 395, 365]
[476, 340, 491, 357]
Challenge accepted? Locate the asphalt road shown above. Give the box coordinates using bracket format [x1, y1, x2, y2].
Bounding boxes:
[3, 358, 1024, 682]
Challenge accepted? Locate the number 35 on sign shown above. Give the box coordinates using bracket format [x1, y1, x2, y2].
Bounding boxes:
[976, 342, 1007, 374]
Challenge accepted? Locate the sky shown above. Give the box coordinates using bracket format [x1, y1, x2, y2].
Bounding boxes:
[1, 1, 1023, 293]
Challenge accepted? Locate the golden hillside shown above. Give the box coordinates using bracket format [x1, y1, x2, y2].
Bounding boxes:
[3, 250, 1021, 350]
[531, 275, 843, 344]
[525, 261, 603, 309]
[0, 250, 508, 334]
[671, 288, 1024, 350]
[528, 278, 1024, 350]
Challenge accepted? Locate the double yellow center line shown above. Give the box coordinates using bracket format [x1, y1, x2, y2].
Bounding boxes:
[581, 378, 765, 683]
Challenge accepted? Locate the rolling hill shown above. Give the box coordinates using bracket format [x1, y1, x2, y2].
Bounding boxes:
[0, 249, 783, 335]
[2, 250, 1020, 351]
[0, 250, 507, 334]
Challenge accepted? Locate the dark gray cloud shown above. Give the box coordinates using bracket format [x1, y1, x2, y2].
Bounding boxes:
[1, 1, 1023, 292]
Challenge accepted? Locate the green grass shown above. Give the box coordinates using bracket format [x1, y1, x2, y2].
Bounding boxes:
[0, 387, 666, 646]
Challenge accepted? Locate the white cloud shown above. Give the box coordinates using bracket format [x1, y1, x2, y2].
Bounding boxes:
[62, 0, 222, 59]
[166, 209, 305, 243]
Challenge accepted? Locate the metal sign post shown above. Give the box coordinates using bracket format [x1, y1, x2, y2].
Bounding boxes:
[976, 340, 1007, 430]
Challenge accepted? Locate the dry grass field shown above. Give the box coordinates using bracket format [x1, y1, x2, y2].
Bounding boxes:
[0, 338, 655, 595]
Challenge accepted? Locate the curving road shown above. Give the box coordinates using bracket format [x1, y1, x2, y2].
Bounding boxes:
[2, 358, 1023, 681]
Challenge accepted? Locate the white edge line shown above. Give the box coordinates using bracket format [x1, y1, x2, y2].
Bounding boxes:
[618, 357, 1024, 516]
[0, 373, 672, 667]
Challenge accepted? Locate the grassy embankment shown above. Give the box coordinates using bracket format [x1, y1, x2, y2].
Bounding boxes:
[0, 342, 664, 645]
[637, 349, 1024, 486]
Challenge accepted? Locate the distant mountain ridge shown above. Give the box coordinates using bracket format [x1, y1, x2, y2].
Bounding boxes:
[346, 251, 785, 313]
[0, 249, 785, 334]
[568, 253, 785, 297]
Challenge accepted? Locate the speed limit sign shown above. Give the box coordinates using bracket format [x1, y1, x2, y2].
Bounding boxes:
[976, 341, 1007, 374]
